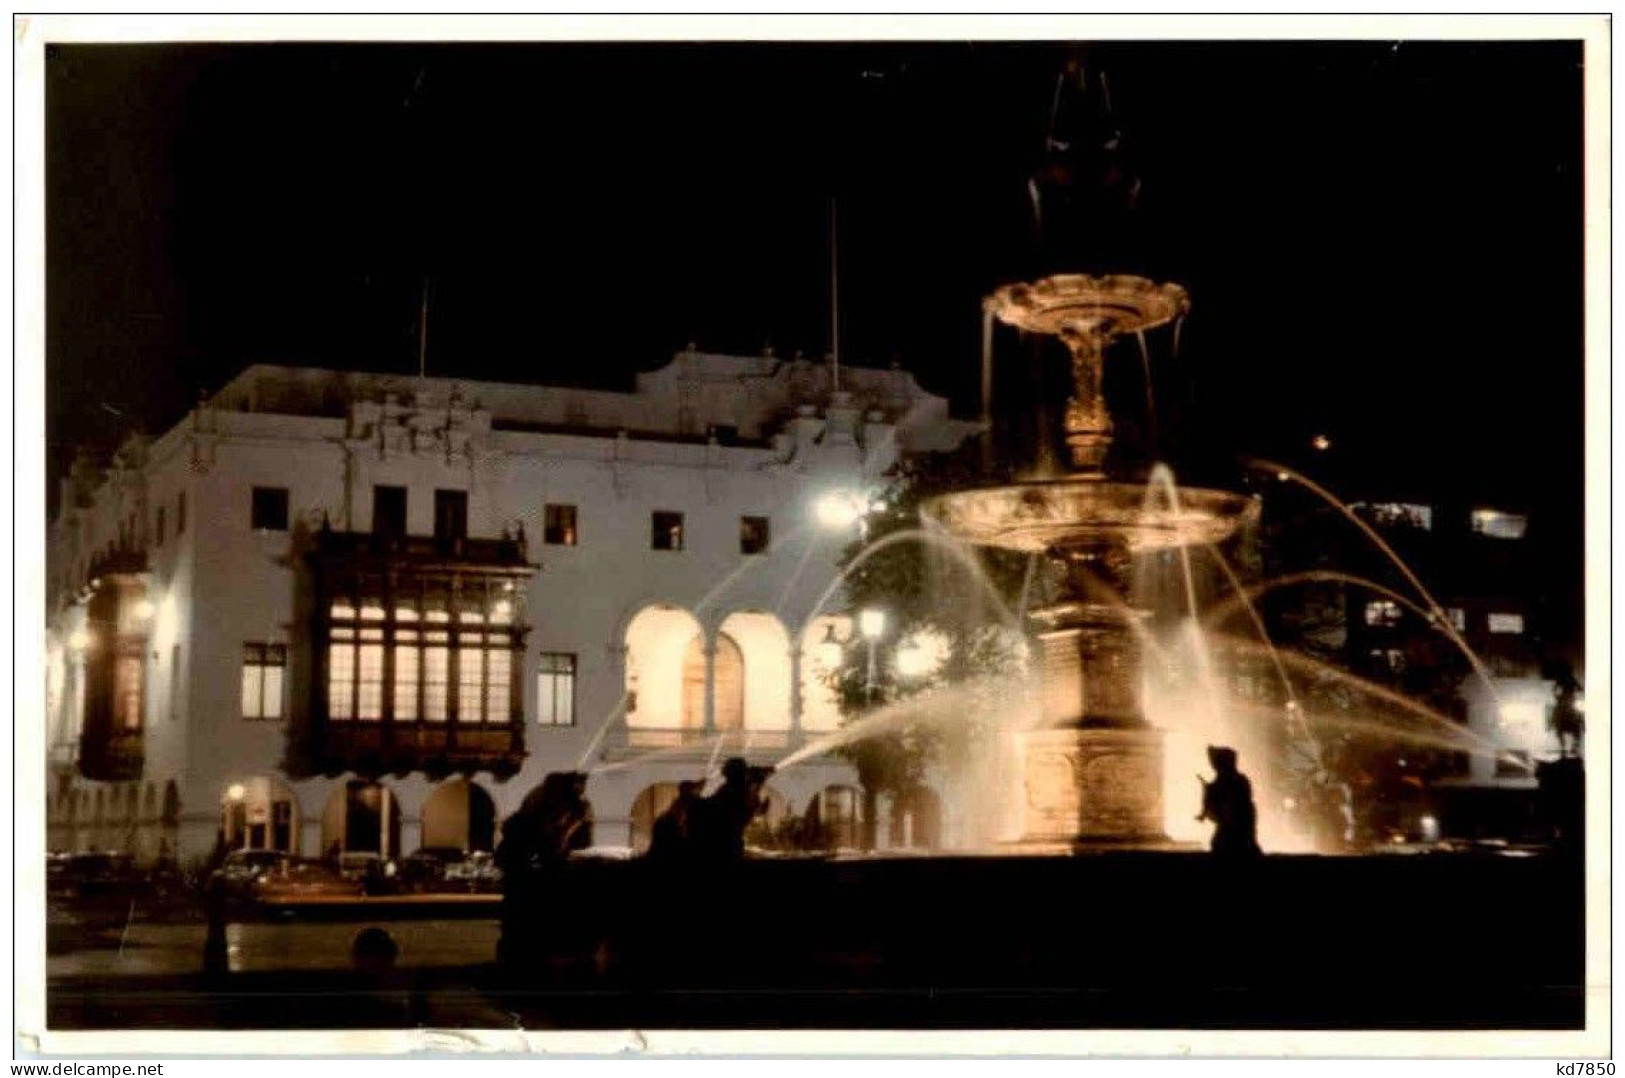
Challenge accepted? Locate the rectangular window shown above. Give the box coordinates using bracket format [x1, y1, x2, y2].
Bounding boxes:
[424, 636, 449, 721]
[357, 631, 385, 720]
[155, 505, 166, 547]
[652, 511, 685, 551]
[393, 635, 420, 721]
[485, 648, 512, 723]
[251, 487, 290, 531]
[1447, 607, 1467, 632]
[1488, 612, 1525, 635]
[740, 515, 771, 555]
[240, 643, 287, 720]
[434, 489, 468, 542]
[1364, 600, 1402, 627]
[373, 486, 407, 537]
[114, 654, 143, 731]
[458, 646, 484, 722]
[537, 653, 577, 727]
[544, 503, 578, 546]
[328, 630, 355, 720]
[1471, 509, 1528, 540]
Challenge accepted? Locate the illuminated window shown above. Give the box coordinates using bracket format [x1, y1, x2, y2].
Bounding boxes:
[424, 636, 449, 721]
[1367, 503, 1433, 531]
[740, 515, 771, 555]
[537, 653, 576, 727]
[485, 648, 512, 723]
[114, 654, 143, 731]
[544, 504, 578, 546]
[393, 635, 420, 720]
[328, 630, 355, 720]
[357, 631, 384, 720]
[1364, 600, 1402, 627]
[1369, 648, 1406, 674]
[1447, 607, 1466, 631]
[1471, 509, 1527, 540]
[651, 511, 685, 551]
[240, 643, 286, 720]
[1488, 612, 1525, 635]
[458, 646, 484, 722]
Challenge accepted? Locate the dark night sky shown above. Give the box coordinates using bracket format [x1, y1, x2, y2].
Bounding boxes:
[45, 39, 1587, 626]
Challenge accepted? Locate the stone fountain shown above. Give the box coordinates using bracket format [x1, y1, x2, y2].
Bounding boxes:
[929, 274, 1258, 846]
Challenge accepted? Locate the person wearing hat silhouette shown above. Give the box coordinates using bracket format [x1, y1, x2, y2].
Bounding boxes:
[1198, 746, 1262, 857]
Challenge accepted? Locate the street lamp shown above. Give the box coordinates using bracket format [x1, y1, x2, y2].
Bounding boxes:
[859, 608, 886, 704]
[225, 783, 246, 803]
[815, 623, 844, 669]
[814, 490, 864, 532]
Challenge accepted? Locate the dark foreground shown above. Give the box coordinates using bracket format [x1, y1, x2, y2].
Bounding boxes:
[49, 849, 1585, 1030]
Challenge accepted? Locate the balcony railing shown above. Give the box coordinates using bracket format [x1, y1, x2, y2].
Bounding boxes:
[309, 529, 529, 569]
[607, 726, 795, 756]
[313, 720, 526, 779]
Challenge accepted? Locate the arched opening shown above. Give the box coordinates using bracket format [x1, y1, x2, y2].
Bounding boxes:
[686, 632, 746, 730]
[815, 784, 864, 850]
[742, 783, 792, 849]
[889, 786, 943, 849]
[799, 615, 853, 733]
[220, 776, 300, 854]
[321, 780, 400, 859]
[421, 779, 497, 852]
[629, 782, 683, 854]
[718, 611, 792, 732]
[624, 605, 704, 733]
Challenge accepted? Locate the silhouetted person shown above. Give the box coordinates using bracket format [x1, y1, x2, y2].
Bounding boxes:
[646, 779, 704, 864]
[1549, 675, 1584, 758]
[499, 771, 595, 874]
[695, 758, 772, 862]
[1198, 746, 1261, 858]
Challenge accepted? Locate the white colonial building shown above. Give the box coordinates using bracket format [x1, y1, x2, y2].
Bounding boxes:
[44, 349, 978, 864]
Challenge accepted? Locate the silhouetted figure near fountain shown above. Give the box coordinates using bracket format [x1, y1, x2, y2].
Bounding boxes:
[645, 779, 704, 864]
[1549, 674, 1584, 758]
[497, 771, 594, 966]
[694, 758, 772, 863]
[1198, 747, 1261, 858]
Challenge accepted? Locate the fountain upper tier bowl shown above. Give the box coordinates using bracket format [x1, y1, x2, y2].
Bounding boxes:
[927, 478, 1259, 556]
[987, 274, 1189, 339]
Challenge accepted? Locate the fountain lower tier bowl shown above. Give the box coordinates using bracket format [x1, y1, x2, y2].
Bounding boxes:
[926, 478, 1259, 555]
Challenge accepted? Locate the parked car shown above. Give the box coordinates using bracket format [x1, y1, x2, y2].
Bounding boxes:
[214, 849, 295, 901]
[443, 850, 503, 893]
[396, 847, 466, 893]
[47, 851, 142, 901]
[253, 858, 365, 902]
[337, 851, 398, 895]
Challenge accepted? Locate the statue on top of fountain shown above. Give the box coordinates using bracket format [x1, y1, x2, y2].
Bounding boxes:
[1026, 50, 1146, 278]
[1198, 746, 1262, 858]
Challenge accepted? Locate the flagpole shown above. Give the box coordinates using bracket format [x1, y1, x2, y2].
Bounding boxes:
[829, 198, 840, 394]
[418, 277, 429, 381]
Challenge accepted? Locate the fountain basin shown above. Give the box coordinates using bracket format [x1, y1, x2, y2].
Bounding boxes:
[926, 478, 1259, 556]
[987, 273, 1189, 339]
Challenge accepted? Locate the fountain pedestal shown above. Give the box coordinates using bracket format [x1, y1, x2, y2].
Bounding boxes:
[929, 274, 1257, 851]
[1019, 600, 1166, 845]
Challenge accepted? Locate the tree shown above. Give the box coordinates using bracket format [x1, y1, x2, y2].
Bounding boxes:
[823, 444, 1048, 848]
